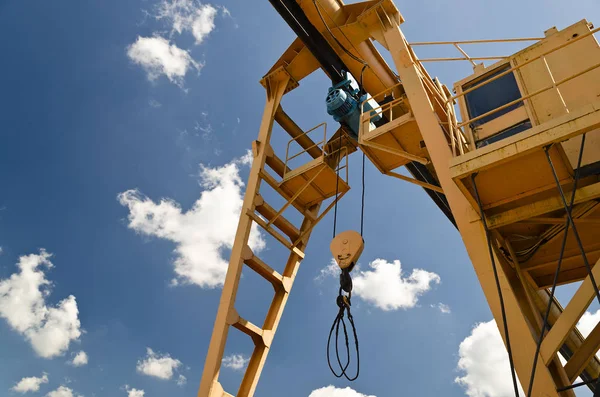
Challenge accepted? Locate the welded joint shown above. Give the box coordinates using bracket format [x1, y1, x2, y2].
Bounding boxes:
[259, 65, 298, 96]
[282, 276, 292, 293]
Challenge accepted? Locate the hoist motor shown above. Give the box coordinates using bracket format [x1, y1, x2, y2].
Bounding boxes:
[325, 71, 382, 139]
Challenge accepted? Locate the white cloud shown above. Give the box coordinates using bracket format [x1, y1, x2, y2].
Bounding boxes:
[136, 348, 182, 380]
[222, 354, 249, 371]
[156, 0, 218, 44]
[118, 153, 264, 288]
[127, 36, 201, 86]
[46, 386, 77, 397]
[148, 99, 162, 108]
[352, 259, 440, 311]
[69, 351, 88, 367]
[432, 302, 451, 314]
[0, 250, 82, 358]
[455, 320, 524, 397]
[578, 309, 600, 337]
[11, 373, 49, 393]
[577, 309, 600, 359]
[315, 259, 340, 282]
[176, 374, 187, 387]
[309, 385, 375, 397]
[125, 386, 145, 397]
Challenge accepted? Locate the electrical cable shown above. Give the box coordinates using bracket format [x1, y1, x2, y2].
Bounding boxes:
[332, 130, 343, 238]
[360, 152, 366, 236]
[526, 135, 586, 397]
[557, 377, 600, 392]
[471, 173, 521, 397]
[544, 138, 600, 305]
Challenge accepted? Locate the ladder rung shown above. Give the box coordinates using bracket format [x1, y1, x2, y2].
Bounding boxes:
[234, 316, 263, 342]
[227, 308, 273, 347]
[259, 170, 316, 221]
[242, 246, 291, 292]
[255, 195, 300, 242]
[246, 211, 305, 259]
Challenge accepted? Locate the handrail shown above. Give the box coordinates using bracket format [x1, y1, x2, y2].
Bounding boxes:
[284, 123, 327, 178]
[450, 25, 600, 147]
[410, 37, 542, 66]
[420, 56, 507, 63]
[410, 37, 544, 46]
[283, 123, 350, 185]
[328, 145, 349, 184]
[360, 81, 404, 107]
[450, 25, 600, 105]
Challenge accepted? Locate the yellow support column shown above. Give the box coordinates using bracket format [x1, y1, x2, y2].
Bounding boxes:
[373, 7, 564, 396]
[197, 70, 291, 397]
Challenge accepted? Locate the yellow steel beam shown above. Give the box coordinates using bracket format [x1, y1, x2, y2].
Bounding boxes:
[360, 140, 429, 164]
[385, 171, 444, 193]
[450, 100, 600, 178]
[487, 181, 600, 229]
[540, 257, 600, 366]
[565, 321, 600, 383]
[519, 217, 600, 225]
[372, 3, 563, 394]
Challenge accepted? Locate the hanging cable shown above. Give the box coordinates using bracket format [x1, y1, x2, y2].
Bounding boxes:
[526, 134, 587, 397]
[471, 173, 521, 397]
[328, 231, 363, 381]
[360, 152, 366, 236]
[327, 269, 360, 381]
[332, 131, 343, 238]
[544, 138, 600, 305]
[543, 136, 600, 395]
[558, 377, 600, 392]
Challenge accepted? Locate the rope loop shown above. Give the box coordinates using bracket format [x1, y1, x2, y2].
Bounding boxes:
[327, 270, 360, 381]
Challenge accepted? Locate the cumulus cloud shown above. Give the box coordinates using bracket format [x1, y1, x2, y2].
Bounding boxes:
[69, 351, 88, 367]
[309, 385, 375, 397]
[578, 309, 600, 337]
[156, 0, 218, 44]
[11, 373, 49, 393]
[222, 354, 249, 371]
[176, 374, 187, 387]
[352, 259, 440, 311]
[455, 320, 524, 397]
[125, 385, 145, 397]
[432, 302, 451, 314]
[127, 36, 201, 86]
[148, 99, 162, 108]
[577, 309, 600, 360]
[46, 386, 78, 397]
[136, 348, 182, 380]
[118, 153, 265, 288]
[315, 259, 340, 282]
[0, 250, 82, 358]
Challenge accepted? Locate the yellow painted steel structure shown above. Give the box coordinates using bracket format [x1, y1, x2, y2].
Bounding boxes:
[197, 1, 600, 396]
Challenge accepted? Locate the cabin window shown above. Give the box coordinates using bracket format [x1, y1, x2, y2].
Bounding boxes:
[463, 64, 523, 127]
[476, 120, 532, 148]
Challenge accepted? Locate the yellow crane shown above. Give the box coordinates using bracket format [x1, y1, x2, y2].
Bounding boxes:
[197, 1, 600, 396]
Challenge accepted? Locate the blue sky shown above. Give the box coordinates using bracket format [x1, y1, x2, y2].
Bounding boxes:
[0, 1, 598, 397]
